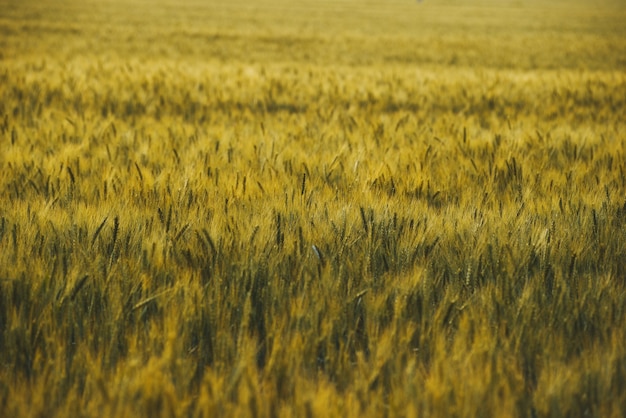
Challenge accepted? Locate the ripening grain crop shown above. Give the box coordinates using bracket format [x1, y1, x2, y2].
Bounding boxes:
[1, 0, 625, 417]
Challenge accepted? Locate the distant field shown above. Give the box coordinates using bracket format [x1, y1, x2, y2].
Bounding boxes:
[1, 0, 625, 417]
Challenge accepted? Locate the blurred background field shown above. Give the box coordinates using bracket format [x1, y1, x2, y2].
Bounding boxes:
[1, 0, 625, 68]
[1, 1, 625, 417]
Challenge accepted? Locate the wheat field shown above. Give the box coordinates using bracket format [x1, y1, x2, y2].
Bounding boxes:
[1, 0, 625, 416]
